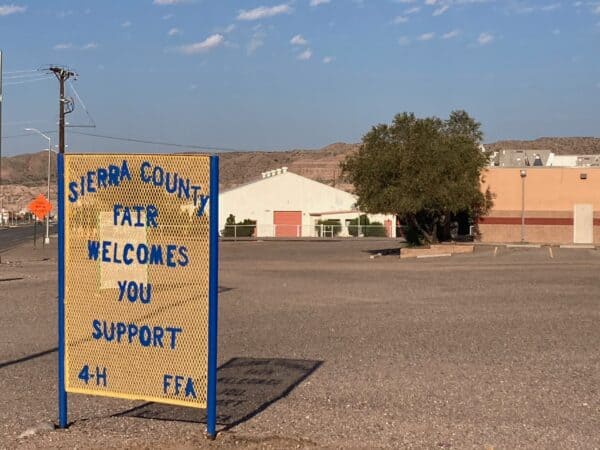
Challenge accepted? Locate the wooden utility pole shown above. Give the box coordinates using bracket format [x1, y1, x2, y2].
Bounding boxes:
[48, 67, 76, 154]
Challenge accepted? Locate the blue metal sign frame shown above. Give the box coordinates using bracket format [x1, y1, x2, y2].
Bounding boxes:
[206, 155, 219, 439]
[57, 153, 219, 438]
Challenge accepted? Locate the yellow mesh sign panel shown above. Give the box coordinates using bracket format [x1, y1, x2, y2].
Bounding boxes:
[63, 154, 211, 408]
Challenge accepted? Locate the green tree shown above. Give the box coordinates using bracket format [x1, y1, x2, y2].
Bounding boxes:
[222, 214, 256, 237]
[341, 111, 492, 244]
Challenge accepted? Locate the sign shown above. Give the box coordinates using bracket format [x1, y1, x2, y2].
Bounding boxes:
[57, 154, 219, 437]
[28, 194, 52, 220]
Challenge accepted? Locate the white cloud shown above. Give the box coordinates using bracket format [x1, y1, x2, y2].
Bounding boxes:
[178, 34, 225, 54]
[418, 32, 435, 41]
[54, 42, 100, 51]
[162, 13, 174, 20]
[507, 1, 562, 14]
[297, 48, 312, 60]
[322, 56, 333, 63]
[121, 20, 132, 28]
[57, 10, 73, 19]
[153, 0, 188, 5]
[222, 24, 236, 33]
[433, 5, 449, 15]
[540, 3, 560, 11]
[168, 27, 181, 36]
[393, 15, 409, 24]
[0, 4, 26, 16]
[442, 29, 460, 39]
[404, 6, 420, 14]
[477, 32, 494, 45]
[247, 30, 266, 55]
[237, 4, 293, 21]
[398, 36, 411, 46]
[290, 34, 308, 45]
[310, 0, 330, 5]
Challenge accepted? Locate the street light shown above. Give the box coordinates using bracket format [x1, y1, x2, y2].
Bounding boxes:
[520, 169, 527, 243]
[25, 128, 52, 244]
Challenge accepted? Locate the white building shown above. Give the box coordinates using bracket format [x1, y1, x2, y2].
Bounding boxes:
[547, 154, 600, 167]
[219, 167, 396, 238]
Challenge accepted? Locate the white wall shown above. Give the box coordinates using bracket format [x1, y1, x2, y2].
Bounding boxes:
[219, 172, 358, 236]
[548, 155, 578, 167]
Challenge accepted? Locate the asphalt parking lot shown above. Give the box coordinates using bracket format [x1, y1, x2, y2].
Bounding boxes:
[1, 239, 599, 449]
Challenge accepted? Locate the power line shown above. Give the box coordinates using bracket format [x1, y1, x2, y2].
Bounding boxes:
[4, 73, 47, 80]
[4, 69, 37, 74]
[1, 130, 56, 139]
[4, 76, 53, 86]
[67, 79, 96, 128]
[1, 122, 247, 153]
[70, 131, 244, 152]
[2, 129, 246, 153]
[4, 119, 53, 126]
[4, 71, 45, 78]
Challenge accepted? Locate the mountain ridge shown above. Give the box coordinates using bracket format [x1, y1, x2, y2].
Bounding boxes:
[2, 137, 599, 212]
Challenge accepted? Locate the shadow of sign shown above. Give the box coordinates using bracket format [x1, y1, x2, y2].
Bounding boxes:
[363, 247, 400, 256]
[115, 357, 322, 431]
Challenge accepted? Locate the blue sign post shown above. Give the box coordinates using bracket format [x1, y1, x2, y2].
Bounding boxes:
[206, 155, 219, 439]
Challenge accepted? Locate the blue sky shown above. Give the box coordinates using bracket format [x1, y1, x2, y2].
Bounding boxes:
[1, 0, 599, 155]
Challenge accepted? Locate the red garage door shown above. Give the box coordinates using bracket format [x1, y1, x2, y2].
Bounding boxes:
[274, 211, 302, 237]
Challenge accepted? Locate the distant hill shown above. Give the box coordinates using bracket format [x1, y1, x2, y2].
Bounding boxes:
[0, 143, 359, 212]
[1, 137, 598, 212]
[486, 137, 600, 155]
[218, 142, 358, 192]
[1, 151, 58, 186]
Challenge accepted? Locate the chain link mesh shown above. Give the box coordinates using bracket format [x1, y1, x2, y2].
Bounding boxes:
[63, 154, 211, 408]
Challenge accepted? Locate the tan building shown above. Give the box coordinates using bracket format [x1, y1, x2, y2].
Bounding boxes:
[479, 168, 600, 244]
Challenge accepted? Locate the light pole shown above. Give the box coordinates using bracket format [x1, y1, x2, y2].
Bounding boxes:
[520, 169, 527, 243]
[25, 128, 52, 244]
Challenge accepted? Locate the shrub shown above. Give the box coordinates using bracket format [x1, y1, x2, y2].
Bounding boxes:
[365, 221, 387, 237]
[348, 215, 389, 237]
[222, 214, 256, 237]
[348, 214, 369, 237]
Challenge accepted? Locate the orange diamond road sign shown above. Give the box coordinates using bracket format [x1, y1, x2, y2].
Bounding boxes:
[28, 194, 53, 220]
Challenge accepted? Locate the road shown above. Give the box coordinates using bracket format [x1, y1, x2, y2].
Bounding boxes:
[0, 223, 57, 251]
[0, 241, 599, 448]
